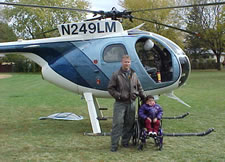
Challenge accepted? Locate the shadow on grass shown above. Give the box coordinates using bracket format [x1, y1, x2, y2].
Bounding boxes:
[1, 119, 94, 136]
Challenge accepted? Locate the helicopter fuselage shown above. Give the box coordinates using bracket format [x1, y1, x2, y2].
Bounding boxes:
[0, 20, 191, 98]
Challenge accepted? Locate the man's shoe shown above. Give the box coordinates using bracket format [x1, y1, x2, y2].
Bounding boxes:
[110, 147, 118, 152]
[122, 143, 129, 148]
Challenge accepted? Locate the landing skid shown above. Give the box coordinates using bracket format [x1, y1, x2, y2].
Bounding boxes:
[162, 112, 190, 119]
[82, 94, 214, 138]
[163, 128, 214, 137]
[162, 112, 214, 137]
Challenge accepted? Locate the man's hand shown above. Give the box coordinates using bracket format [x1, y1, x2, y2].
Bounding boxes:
[131, 93, 137, 100]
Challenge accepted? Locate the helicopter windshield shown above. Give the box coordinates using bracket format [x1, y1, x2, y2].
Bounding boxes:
[135, 38, 173, 83]
[152, 33, 185, 56]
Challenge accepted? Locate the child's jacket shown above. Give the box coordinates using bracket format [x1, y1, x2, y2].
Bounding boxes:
[139, 103, 163, 120]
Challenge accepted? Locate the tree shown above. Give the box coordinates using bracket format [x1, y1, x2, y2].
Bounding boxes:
[0, 22, 17, 42]
[0, 6, 5, 22]
[1, 0, 89, 72]
[119, 0, 185, 48]
[185, 0, 225, 70]
[0, 21, 32, 72]
[0, 8, 16, 42]
[3, 0, 90, 39]
[0, 6, 17, 42]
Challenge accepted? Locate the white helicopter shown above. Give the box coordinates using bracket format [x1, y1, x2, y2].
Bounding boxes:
[0, 2, 224, 134]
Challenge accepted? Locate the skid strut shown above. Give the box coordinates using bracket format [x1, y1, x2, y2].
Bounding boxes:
[83, 92, 101, 134]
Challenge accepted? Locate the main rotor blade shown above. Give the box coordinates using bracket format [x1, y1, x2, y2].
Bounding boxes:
[132, 16, 197, 35]
[0, 2, 97, 14]
[38, 28, 58, 36]
[130, 1, 225, 13]
[84, 16, 103, 21]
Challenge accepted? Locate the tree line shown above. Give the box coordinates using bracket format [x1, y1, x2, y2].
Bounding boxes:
[0, 0, 89, 72]
[0, 0, 224, 72]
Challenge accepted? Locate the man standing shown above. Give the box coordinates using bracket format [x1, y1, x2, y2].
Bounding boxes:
[108, 55, 145, 152]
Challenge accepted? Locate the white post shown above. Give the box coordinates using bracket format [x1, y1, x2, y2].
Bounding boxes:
[83, 92, 101, 133]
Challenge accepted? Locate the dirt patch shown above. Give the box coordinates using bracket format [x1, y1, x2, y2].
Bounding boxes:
[0, 74, 12, 79]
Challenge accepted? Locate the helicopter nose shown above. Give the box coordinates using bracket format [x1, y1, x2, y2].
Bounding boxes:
[178, 56, 191, 87]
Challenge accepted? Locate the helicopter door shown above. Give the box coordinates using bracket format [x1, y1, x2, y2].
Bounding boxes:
[101, 43, 128, 78]
[135, 38, 173, 83]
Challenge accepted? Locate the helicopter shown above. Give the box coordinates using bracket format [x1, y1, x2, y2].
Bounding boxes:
[0, 1, 224, 134]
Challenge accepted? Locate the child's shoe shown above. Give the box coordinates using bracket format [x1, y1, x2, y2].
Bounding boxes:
[152, 132, 157, 136]
[148, 131, 153, 136]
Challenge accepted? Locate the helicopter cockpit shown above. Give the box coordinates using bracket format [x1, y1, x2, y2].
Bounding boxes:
[135, 38, 173, 83]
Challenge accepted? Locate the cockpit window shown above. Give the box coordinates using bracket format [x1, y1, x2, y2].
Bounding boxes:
[103, 44, 127, 62]
[136, 38, 173, 83]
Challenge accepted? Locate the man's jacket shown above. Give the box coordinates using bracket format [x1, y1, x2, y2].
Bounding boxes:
[108, 67, 145, 102]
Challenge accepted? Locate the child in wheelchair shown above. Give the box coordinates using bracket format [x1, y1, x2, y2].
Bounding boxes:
[139, 95, 163, 137]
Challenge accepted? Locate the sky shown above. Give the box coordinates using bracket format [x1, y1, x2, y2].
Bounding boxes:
[0, 0, 123, 11]
[0, 0, 124, 22]
[0, 0, 124, 18]
[87, 0, 123, 11]
[86, 0, 123, 18]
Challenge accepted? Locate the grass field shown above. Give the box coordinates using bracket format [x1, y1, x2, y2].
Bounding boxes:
[0, 70, 225, 161]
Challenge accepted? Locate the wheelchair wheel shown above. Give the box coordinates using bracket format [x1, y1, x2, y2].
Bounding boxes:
[138, 143, 144, 150]
[132, 119, 140, 146]
[158, 136, 163, 151]
[154, 135, 163, 151]
[138, 128, 147, 151]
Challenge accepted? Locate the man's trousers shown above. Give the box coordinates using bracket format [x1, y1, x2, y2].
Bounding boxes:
[111, 101, 136, 149]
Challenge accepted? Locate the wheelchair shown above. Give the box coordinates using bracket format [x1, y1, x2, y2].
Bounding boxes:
[131, 111, 215, 151]
[132, 117, 163, 151]
[132, 98, 163, 151]
[131, 98, 214, 151]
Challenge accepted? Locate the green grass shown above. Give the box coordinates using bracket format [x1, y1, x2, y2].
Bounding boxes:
[0, 70, 225, 161]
